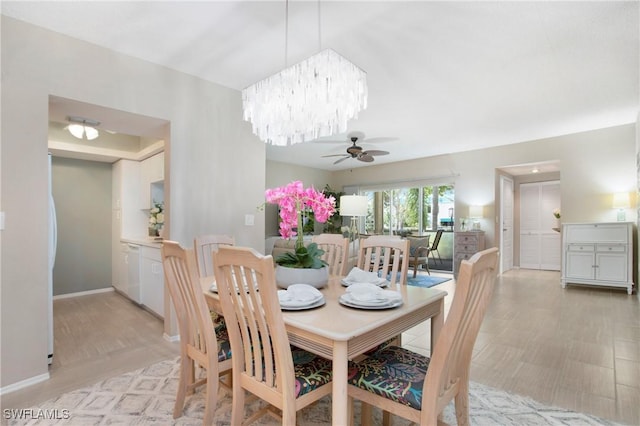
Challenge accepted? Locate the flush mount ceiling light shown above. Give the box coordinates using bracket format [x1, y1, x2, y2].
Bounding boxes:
[241, 1, 367, 146]
[67, 116, 100, 140]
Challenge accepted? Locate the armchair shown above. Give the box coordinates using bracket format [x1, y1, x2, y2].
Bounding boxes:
[406, 236, 431, 278]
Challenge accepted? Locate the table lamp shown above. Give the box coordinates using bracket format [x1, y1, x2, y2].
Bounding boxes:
[340, 195, 368, 242]
[469, 205, 483, 231]
[612, 192, 630, 221]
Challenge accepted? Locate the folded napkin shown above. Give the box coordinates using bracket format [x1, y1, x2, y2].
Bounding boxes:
[341, 267, 389, 287]
[345, 283, 402, 303]
[278, 284, 323, 306]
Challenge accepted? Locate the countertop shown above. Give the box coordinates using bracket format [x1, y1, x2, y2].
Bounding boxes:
[121, 236, 163, 248]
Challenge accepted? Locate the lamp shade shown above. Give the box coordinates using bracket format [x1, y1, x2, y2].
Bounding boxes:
[612, 192, 630, 209]
[340, 195, 368, 216]
[469, 205, 483, 218]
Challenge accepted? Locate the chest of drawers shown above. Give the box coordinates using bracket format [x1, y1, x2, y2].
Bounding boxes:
[454, 231, 485, 276]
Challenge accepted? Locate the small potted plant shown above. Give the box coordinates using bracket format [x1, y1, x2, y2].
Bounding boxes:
[148, 201, 164, 237]
[265, 181, 336, 288]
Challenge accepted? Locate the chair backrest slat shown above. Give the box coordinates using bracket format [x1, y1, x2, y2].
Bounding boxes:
[430, 229, 444, 250]
[357, 237, 410, 286]
[162, 241, 219, 367]
[311, 234, 349, 275]
[213, 246, 295, 398]
[194, 234, 235, 277]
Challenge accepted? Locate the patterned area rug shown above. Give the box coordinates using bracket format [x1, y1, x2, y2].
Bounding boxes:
[406, 274, 451, 288]
[8, 357, 622, 426]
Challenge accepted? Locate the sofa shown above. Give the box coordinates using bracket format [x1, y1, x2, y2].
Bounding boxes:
[266, 235, 360, 270]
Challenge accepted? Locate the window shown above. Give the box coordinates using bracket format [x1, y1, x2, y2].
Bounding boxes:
[360, 184, 454, 235]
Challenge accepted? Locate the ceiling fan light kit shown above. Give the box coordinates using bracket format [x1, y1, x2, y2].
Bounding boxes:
[67, 115, 100, 140]
[242, 48, 368, 146]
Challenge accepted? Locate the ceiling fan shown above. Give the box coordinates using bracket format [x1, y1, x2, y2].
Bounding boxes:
[321, 132, 393, 165]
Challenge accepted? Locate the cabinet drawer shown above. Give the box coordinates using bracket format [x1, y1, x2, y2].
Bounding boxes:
[141, 246, 162, 261]
[567, 244, 594, 252]
[455, 252, 474, 263]
[457, 235, 479, 245]
[596, 244, 626, 253]
[455, 243, 478, 253]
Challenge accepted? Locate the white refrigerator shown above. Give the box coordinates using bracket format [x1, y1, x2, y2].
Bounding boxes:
[48, 153, 57, 364]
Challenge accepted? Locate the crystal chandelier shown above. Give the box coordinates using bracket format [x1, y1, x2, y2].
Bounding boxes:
[242, 48, 368, 146]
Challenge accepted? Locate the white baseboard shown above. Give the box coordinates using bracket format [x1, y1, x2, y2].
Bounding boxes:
[53, 287, 114, 300]
[163, 333, 180, 342]
[0, 372, 50, 396]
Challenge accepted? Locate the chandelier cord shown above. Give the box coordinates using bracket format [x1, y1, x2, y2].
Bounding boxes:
[317, 0, 322, 52]
[284, 0, 289, 67]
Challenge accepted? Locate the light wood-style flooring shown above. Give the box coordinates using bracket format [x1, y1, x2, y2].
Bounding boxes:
[0, 291, 179, 413]
[2, 269, 639, 425]
[405, 268, 639, 425]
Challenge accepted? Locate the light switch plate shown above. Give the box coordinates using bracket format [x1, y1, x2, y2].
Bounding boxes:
[244, 214, 255, 226]
[0, 212, 4, 230]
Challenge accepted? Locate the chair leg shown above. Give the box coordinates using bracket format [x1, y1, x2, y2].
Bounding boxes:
[173, 355, 190, 418]
[382, 410, 393, 426]
[360, 401, 373, 426]
[202, 366, 219, 426]
[435, 249, 443, 265]
[454, 381, 471, 426]
[230, 375, 244, 426]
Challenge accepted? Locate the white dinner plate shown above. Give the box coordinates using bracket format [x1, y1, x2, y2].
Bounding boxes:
[280, 297, 326, 311]
[209, 282, 252, 293]
[277, 285, 324, 308]
[339, 294, 403, 310]
[340, 278, 389, 288]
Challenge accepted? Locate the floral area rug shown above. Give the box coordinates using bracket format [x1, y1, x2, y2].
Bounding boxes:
[8, 357, 622, 425]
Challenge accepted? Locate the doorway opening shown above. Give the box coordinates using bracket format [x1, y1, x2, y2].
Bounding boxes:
[496, 160, 561, 274]
[47, 95, 170, 372]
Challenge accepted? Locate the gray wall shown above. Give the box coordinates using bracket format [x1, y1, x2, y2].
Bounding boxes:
[1, 17, 265, 390]
[52, 157, 112, 296]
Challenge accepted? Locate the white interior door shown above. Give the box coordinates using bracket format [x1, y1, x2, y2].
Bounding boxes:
[500, 176, 514, 274]
[519, 181, 561, 270]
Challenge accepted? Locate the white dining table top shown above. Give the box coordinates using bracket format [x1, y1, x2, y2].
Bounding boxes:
[201, 274, 447, 342]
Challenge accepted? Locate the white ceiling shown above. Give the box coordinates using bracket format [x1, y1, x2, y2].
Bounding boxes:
[3, 1, 638, 171]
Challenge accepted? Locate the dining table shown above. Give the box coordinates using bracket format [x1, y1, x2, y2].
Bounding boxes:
[201, 274, 447, 426]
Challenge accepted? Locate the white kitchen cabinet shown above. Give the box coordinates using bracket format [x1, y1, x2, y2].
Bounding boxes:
[140, 152, 165, 209]
[561, 222, 634, 294]
[454, 231, 485, 276]
[112, 160, 146, 289]
[140, 245, 164, 318]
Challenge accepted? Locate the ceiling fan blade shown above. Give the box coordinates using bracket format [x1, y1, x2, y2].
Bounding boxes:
[322, 154, 349, 158]
[363, 137, 397, 144]
[363, 150, 389, 156]
[333, 156, 350, 165]
[358, 154, 374, 162]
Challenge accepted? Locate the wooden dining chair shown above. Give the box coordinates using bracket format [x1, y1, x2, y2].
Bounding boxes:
[347, 247, 499, 426]
[212, 245, 333, 425]
[311, 233, 349, 276]
[161, 241, 233, 425]
[194, 234, 235, 277]
[357, 236, 410, 286]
